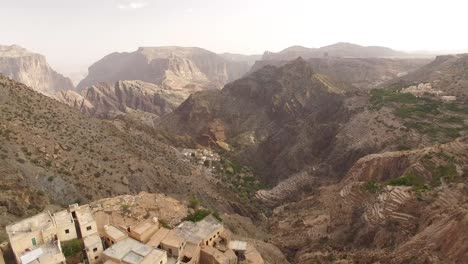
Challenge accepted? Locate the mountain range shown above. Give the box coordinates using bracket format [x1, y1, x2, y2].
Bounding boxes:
[0, 42, 467, 263]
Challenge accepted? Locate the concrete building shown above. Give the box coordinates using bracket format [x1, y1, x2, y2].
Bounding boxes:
[175, 215, 224, 247]
[84, 234, 104, 264]
[147, 227, 170, 248]
[103, 237, 167, 264]
[178, 242, 200, 264]
[159, 230, 185, 259]
[199, 246, 237, 264]
[128, 218, 160, 244]
[53, 210, 78, 242]
[228, 241, 247, 261]
[6, 212, 67, 264]
[69, 204, 98, 238]
[103, 225, 128, 247]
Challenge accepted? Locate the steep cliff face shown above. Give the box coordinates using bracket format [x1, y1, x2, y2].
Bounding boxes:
[58, 80, 186, 119]
[0, 44, 74, 95]
[77, 47, 250, 92]
[251, 57, 430, 89]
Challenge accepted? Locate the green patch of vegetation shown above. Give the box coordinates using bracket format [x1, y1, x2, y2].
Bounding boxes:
[47, 176, 55, 182]
[61, 239, 83, 258]
[159, 219, 171, 228]
[121, 204, 131, 215]
[183, 209, 211, 222]
[369, 88, 420, 110]
[387, 171, 424, 187]
[363, 180, 381, 194]
[432, 163, 458, 186]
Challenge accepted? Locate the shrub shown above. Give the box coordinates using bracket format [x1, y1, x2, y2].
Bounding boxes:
[61, 239, 83, 258]
[183, 209, 211, 222]
[363, 180, 381, 194]
[387, 171, 423, 187]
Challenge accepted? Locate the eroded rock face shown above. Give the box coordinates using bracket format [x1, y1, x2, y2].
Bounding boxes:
[0, 44, 74, 95]
[57, 80, 187, 119]
[77, 46, 250, 92]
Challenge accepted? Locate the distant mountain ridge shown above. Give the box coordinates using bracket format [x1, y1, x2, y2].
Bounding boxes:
[0, 44, 74, 95]
[263, 42, 432, 61]
[77, 46, 251, 92]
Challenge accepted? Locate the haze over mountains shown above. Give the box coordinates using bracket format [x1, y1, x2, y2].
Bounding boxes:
[0, 40, 467, 264]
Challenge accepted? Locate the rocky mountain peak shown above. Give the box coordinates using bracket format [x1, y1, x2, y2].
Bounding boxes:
[0, 44, 74, 95]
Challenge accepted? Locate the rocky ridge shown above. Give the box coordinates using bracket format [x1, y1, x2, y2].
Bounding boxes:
[0, 44, 74, 95]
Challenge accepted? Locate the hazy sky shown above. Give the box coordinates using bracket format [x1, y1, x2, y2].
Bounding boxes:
[1, 0, 467, 75]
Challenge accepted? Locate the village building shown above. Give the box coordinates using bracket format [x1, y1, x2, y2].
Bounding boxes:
[128, 217, 160, 243]
[199, 246, 237, 264]
[83, 234, 104, 264]
[159, 230, 185, 259]
[174, 215, 224, 247]
[228, 241, 247, 261]
[147, 227, 170, 248]
[52, 210, 78, 242]
[178, 242, 200, 264]
[103, 237, 167, 264]
[5, 212, 66, 264]
[69, 204, 98, 238]
[103, 225, 128, 247]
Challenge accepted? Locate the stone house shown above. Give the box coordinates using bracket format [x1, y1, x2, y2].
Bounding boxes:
[128, 217, 160, 244]
[103, 225, 128, 247]
[103, 237, 167, 264]
[84, 234, 104, 264]
[69, 204, 98, 238]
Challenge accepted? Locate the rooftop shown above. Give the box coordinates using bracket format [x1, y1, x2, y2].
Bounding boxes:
[229, 240, 247, 251]
[74, 206, 95, 225]
[161, 230, 184, 248]
[53, 210, 74, 227]
[147, 227, 170, 248]
[104, 238, 161, 263]
[105, 225, 127, 242]
[83, 234, 102, 248]
[6, 212, 55, 241]
[174, 215, 222, 243]
[19, 242, 64, 264]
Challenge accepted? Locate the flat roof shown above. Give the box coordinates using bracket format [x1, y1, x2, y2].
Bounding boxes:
[75, 206, 95, 225]
[229, 240, 247, 251]
[132, 222, 153, 235]
[161, 230, 184, 248]
[147, 227, 170, 247]
[53, 210, 74, 227]
[6, 212, 55, 241]
[105, 225, 127, 242]
[174, 215, 222, 243]
[140, 249, 166, 264]
[104, 238, 152, 261]
[180, 242, 199, 259]
[83, 234, 102, 248]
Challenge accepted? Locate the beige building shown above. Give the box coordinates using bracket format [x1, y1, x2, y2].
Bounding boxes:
[175, 215, 224, 247]
[159, 230, 185, 259]
[199, 246, 237, 264]
[84, 234, 104, 264]
[70, 204, 98, 238]
[103, 237, 167, 264]
[103, 225, 128, 247]
[128, 217, 160, 243]
[178, 242, 200, 264]
[6, 211, 67, 264]
[53, 210, 78, 242]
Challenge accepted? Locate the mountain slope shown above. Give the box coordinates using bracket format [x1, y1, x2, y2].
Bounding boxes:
[383, 53, 468, 98]
[57, 80, 186, 120]
[77, 47, 251, 92]
[0, 76, 251, 230]
[250, 57, 430, 89]
[0, 44, 74, 95]
[262, 42, 419, 61]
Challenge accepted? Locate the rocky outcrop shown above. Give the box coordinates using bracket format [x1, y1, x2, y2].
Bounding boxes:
[77, 47, 250, 92]
[0, 44, 74, 95]
[58, 80, 186, 118]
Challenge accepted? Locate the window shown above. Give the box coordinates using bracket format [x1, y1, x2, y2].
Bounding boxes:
[86, 226, 92, 231]
[31, 238, 37, 246]
[95, 256, 99, 260]
[93, 248, 98, 252]
[65, 229, 70, 234]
